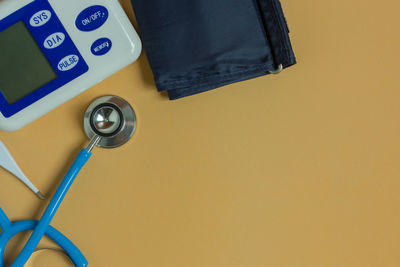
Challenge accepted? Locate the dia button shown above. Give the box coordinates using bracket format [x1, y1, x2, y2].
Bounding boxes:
[44, 32, 65, 49]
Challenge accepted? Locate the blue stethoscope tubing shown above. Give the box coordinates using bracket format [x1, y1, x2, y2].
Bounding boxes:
[0, 208, 87, 267]
[1, 148, 92, 267]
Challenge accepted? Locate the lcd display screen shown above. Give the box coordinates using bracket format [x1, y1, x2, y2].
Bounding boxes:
[0, 21, 57, 105]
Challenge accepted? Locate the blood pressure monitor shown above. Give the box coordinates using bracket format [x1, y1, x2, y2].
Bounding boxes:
[0, 0, 142, 131]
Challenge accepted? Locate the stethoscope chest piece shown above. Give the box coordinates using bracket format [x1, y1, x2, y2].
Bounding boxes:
[84, 95, 137, 148]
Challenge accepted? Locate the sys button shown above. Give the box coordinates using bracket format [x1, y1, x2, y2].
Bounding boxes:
[76, 5, 108, 32]
[58, 55, 79, 71]
[29, 10, 51, 27]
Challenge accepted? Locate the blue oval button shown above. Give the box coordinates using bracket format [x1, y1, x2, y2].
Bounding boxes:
[58, 55, 79, 71]
[75, 5, 108, 32]
[91, 38, 112, 56]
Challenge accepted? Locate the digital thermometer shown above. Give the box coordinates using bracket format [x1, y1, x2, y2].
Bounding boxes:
[0, 0, 141, 131]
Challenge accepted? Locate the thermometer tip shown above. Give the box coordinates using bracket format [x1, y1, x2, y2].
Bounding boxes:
[36, 191, 46, 200]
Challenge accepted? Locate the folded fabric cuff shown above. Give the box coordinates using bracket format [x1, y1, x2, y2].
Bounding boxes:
[131, 0, 296, 99]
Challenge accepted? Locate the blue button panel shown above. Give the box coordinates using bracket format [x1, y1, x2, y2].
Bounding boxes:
[75, 5, 108, 32]
[91, 38, 112, 56]
[0, 0, 89, 117]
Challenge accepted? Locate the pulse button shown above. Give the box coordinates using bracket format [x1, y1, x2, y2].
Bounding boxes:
[58, 55, 79, 71]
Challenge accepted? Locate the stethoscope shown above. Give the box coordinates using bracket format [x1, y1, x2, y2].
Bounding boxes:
[0, 95, 137, 267]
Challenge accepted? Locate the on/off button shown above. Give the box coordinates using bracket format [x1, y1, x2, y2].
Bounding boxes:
[75, 5, 109, 32]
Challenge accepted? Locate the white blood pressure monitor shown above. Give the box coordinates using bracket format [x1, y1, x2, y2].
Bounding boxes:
[0, 0, 141, 131]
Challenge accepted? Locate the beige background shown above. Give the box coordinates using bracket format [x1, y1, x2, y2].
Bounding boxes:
[1, 0, 400, 266]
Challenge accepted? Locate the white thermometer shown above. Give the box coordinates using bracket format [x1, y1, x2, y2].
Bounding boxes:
[0, 140, 44, 199]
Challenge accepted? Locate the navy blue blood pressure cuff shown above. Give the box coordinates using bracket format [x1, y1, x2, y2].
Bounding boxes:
[131, 0, 296, 99]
